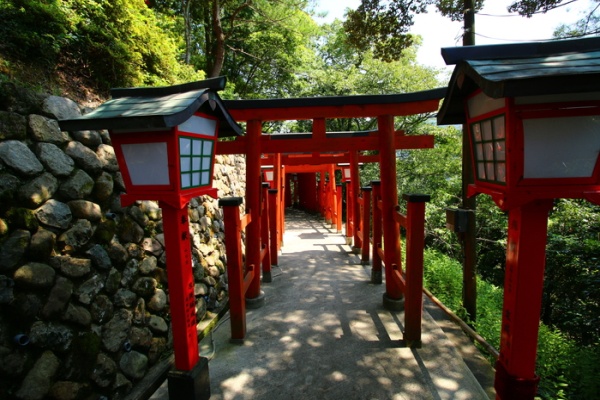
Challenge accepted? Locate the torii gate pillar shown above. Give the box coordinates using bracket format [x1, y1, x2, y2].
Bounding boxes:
[245, 119, 265, 307]
[379, 115, 404, 309]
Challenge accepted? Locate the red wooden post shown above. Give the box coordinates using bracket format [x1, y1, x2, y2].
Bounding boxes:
[261, 183, 272, 283]
[219, 197, 247, 342]
[323, 170, 330, 221]
[370, 181, 383, 284]
[494, 199, 553, 400]
[379, 115, 404, 308]
[317, 171, 324, 218]
[345, 182, 354, 246]
[328, 164, 336, 228]
[402, 194, 430, 348]
[350, 151, 360, 249]
[245, 120, 265, 307]
[360, 186, 372, 265]
[280, 167, 285, 248]
[160, 202, 199, 371]
[336, 184, 343, 233]
[300, 173, 318, 212]
[268, 188, 279, 267]
[356, 192, 364, 253]
[274, 154, 283, 250]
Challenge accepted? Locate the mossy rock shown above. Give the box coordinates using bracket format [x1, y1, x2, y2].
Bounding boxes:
[68, 332, 102, 379]
[5, 207, 39, 231]
[94, 218, 116, 244]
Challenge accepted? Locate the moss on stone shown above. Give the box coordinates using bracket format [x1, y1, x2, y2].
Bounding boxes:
[5, 207, 39, 231]
[94, 218, 116, 244]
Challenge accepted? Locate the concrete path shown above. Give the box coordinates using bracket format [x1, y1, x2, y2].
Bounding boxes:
[150, 208, 493, 400]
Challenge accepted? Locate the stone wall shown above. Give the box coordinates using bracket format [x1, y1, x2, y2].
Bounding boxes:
[0, 83, 246, 400]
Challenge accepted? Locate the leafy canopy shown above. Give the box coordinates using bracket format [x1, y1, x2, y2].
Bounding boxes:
[343, 0, 484, 62]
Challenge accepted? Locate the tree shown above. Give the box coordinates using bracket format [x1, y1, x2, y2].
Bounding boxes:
[343, 0, 484, 62]
[0, 0, 203, 94]
[151, 0, 315, 86]
[508, 0, 597, 17]
[344, 1, 599, 63]
[553, 1, 600, 37]
[221, 1, 319, 98]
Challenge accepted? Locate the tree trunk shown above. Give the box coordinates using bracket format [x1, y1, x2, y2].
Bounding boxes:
[209, 0, 225, 77]
[183, 0, 193, 64]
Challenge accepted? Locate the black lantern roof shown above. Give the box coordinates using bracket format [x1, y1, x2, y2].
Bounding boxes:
[58, 76, 243, 137]
[438, 37, 600, 125]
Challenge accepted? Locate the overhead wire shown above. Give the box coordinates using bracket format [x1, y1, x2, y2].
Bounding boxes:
[466, 1, 600, 43]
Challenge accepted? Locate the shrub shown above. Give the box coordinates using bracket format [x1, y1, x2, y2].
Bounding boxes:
[423, 248, 599, 399]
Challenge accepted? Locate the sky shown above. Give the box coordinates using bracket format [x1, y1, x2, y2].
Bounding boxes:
[314, 0, 597, 74]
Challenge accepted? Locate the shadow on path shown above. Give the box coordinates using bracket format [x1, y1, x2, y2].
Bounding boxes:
[151, 208, 492, 400]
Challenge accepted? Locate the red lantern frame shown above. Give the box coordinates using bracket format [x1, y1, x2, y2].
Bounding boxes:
[466, 90, 600, 209]
[111, 112, 219, 208]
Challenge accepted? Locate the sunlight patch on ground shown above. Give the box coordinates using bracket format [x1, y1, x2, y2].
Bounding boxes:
[376, 309, 404, 341]
[328, 370, 347, 382]
[219, 371, 255, 399]
[347, 309, 379, 341]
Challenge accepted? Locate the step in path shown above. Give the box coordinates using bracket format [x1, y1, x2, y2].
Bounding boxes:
[149, 209, 493, 400]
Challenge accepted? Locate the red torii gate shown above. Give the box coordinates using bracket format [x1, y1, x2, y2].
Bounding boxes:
[217, 88, 445, 340]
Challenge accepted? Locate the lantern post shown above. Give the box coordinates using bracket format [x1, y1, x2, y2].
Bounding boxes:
[438, 38, 600, 399]
[59, 78, 242, 400]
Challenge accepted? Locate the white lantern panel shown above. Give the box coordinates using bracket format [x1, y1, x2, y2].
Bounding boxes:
[193, 140, 202, 155]
[484, 143, 494, 160]
[472, 123, 482, 141]
[467, 91, 506, 118]
[470, 115, 507, 184]
[202, 157, 211, 170]
[477, 163, 486, 180]
[179, 136, 214, 189]
[180, 138, 191, 156]
[482, 120, 493, 141]
[192, 157, 201, 170]
[201, 171, 210, 185]
[496, 163, 506, 183]
[181, 157, 191, 172]
[178, 115, 217, 137]
[122, 142, 170, 185]
[516, 92, 600, 105]
[181, 173, 191, 188]
[493, 117, 505, 139]
[203, 141, 213, 155]
[495, 141, 506, 161]
[523, 115, 600, 178]
[485, 163, 495, 179]
[476, 144, 484, 160]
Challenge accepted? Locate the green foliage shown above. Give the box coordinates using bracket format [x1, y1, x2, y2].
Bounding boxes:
[0, 0, 69, 63]
[473, 195, 508, 286]
[423, 247, 600, 399]
[223, 2, 319, 99]
[423, 248, 467, 317]
[0, 0, 203, 93]
[543, 199, 600, 345]
[536, 324, 575, 399]
[394, 126, 464, 256]
[343, 0, 484, 62]
[63, 0, 203, 90]
[508, 0, 565, 17]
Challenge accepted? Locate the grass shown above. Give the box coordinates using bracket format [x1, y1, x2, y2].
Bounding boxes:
[422, 248, 600, 400]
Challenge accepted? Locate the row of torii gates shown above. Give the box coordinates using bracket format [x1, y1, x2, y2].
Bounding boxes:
[216, 88, 446, 347]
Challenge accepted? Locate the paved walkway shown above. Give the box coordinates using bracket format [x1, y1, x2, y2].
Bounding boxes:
[150, 208, 494, 400]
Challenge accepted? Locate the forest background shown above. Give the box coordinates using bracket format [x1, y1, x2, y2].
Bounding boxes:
[0, 1, 599, 398]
